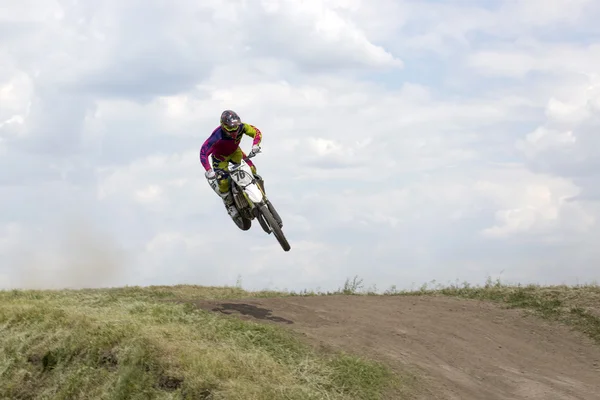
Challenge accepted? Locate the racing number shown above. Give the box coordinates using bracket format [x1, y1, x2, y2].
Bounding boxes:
[232, 169, 246, 181]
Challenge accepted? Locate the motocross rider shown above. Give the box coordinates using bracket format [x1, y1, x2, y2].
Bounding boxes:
[199, 109, 263, 218]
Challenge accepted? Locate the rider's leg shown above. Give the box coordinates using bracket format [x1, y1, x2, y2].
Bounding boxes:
[231, 147, 259, 179]
[212, 157, 230, 193]
[212, 156, 238, 218]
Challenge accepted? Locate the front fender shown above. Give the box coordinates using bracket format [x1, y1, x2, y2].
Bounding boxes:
[244, 183, 264, 204]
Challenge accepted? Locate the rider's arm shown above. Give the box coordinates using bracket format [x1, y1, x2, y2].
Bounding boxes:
[199, 129, 221, 170]
[242, 123, 263, 146]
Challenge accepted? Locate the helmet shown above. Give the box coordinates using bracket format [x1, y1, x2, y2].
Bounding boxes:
[220, 109, 242, 138]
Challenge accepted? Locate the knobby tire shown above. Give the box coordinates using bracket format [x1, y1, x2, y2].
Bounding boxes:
[260, 204, 291, 251]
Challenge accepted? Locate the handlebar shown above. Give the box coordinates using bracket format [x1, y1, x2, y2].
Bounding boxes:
[247, 147, 261, 159]
[210, 147, 261, 179]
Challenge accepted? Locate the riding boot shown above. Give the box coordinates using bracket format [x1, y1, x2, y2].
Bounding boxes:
[220, 191, 238, 218]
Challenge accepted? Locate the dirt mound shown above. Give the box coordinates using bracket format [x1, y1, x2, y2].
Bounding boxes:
[189, 295, 600, 400]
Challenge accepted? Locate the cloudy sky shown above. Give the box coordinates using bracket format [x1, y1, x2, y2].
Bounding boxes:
[1, 0, 599, 292]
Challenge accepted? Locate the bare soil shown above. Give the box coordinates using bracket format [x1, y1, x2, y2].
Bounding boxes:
[187, 295, 600, 400]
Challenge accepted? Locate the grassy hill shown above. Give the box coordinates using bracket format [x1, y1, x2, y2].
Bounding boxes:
[0, 284, 397, 400]
[1, 277, 599, 399]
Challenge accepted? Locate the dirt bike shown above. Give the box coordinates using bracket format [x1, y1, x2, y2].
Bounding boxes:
[206, 150, 291, 252]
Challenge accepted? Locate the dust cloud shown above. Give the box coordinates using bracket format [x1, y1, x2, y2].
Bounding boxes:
[9, 216, 128, 290]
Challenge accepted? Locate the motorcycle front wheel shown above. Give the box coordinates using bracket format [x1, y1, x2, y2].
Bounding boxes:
[259, 204, 290, 251]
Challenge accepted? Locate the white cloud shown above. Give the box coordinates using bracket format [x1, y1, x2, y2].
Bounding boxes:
[467, 43, 600, 78]
[474, 167, 594, 240]
[516, 74, 600, 189]
[1, 0, 599, 292]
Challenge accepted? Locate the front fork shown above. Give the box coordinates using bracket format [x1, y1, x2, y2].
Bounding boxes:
[251, 175, 283, 227]
[221, 173, 280, 230]
[254, 174, 266, 195]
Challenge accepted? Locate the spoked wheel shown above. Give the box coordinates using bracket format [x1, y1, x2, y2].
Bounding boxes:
[254, 207, 271, 234]
[266, 200, 283, 228]
[259, 204, 290, 251]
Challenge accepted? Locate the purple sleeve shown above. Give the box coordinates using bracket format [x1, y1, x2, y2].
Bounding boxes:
[199, 129, 220, 170]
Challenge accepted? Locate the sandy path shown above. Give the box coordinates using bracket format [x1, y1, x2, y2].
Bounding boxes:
[188, 295, 600, 400]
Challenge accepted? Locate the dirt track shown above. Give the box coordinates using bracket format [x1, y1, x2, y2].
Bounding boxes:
[189, 295, 600, 400]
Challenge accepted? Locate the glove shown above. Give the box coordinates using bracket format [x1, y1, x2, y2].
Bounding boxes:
[205, 169, 216, 180]
[249, 145, 261, 157]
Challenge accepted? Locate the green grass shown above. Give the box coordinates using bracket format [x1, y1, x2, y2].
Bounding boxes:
[0, 285, 399, 400]
[2, 276, 598, 399]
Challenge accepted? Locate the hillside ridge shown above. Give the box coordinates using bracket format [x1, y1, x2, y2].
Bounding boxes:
[1, 278, 599, 399]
